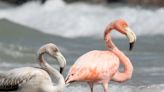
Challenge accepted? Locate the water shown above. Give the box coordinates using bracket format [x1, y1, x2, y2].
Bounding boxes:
[0, 0, 164, 92]
[1, 0, 164, 38]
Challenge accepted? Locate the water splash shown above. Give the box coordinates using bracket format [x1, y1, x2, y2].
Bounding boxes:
[0, 0, 164, 38]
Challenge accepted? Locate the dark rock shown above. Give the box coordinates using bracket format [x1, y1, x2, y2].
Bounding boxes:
[64, 0, 105, 3]
[127, 0, 164, 6]
[64, 0, 126, 3]
[0, 0, 47, 5]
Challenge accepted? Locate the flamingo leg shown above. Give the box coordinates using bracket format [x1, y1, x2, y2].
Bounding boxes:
[88, 82, 94, 92]
[102, 83, 109, 92]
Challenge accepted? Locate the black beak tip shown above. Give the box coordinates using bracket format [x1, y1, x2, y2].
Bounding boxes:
[129, 42, 135, 51]
[60, 67, 64, 74]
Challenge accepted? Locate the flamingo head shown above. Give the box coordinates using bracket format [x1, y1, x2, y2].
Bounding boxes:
[65, 66, 84, 84]
[38, 43, 66, 74]
[111, 19, 137, 50]
[65, 73, 76, 85]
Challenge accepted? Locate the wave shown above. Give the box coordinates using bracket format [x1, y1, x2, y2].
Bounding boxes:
[0, 0, 164, 38]
[0, 43, 34, 58]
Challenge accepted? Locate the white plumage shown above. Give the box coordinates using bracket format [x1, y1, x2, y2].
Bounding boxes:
[0, 43, 66, 92]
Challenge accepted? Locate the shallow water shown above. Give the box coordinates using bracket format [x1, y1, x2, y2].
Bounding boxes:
[64, 84, 164, 92]
[0, 0, 164, 92]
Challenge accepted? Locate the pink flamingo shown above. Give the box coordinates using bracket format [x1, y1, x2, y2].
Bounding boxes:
[65, 19, 136, 92]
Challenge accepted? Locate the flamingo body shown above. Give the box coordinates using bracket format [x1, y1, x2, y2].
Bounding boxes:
[69, 50, 119, 83]
[0, 67, 53, 92]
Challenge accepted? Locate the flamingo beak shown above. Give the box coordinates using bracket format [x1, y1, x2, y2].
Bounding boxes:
[129, 42, 135, 51]
[125, 27, 137, 51]
[65, 75, 75, 85]
[60, 67, 64, 74]
[56, 52, 67, 74]
[65, 76, 70, 84]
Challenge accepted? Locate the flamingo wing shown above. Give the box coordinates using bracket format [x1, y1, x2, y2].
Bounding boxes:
[0, 67, 43, 91]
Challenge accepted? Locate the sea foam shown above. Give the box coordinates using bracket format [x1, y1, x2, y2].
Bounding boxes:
[0, 0, 164, 38]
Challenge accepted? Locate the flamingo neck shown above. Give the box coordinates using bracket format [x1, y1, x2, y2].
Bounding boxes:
[38, 54, 65, 89]
[112, 47, 133, 82]
[104, 25, 133, 82]
[104, 25, 116, 50]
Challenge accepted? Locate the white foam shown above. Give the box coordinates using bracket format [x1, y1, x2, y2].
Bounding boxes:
[0, 0, 164, 38]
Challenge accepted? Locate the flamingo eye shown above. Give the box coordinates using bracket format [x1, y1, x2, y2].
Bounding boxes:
[122, 23, 128, 27]
[121, 24, 126, 27]
[52, 48, 58, 53]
